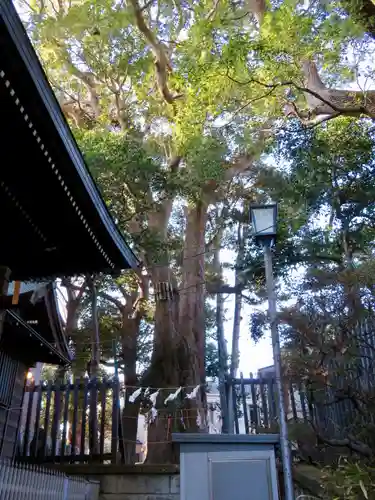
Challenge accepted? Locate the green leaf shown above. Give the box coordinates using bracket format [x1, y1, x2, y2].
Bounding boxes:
[359, 480, 369, 499]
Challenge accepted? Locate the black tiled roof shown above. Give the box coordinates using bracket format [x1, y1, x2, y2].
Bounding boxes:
[0, 1, 139, 280]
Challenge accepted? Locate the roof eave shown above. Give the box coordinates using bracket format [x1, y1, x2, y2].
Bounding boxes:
[0, 1, 139, 272]
[5, 309, 71, 366]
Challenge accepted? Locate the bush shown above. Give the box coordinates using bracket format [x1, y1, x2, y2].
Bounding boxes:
[322, 458, 375, 499]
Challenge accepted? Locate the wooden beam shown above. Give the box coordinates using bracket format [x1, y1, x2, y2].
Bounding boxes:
[11, 280, 21, 305]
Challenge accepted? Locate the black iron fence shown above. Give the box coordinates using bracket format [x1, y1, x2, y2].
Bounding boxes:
[225, 368, 375, 447]
[19, 363, 375, 464]
[224, 373, 312, 434]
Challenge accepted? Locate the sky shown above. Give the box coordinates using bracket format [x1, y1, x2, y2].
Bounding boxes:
[220, 249, 274, 375]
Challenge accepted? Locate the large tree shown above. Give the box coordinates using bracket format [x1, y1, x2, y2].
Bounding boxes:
[21, 0, 272, 461]
[18, 0, 374, 462]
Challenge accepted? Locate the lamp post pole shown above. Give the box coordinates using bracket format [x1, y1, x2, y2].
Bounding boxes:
[263, 243, 294, 500]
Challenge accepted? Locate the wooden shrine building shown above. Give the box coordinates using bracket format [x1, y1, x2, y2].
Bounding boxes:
[0, 281, 71, 458]
[0, 0, 138, 459]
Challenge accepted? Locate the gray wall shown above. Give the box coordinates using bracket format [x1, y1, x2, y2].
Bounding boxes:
[54, 466, 180, 500]
[100, 473, 179, 500]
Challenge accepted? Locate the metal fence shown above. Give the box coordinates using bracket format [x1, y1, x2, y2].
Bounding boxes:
[0, 458, 99, 499]
[226, 351, 375, 442]
[304, 319, 375, 440]
[224, 374, 312, 434]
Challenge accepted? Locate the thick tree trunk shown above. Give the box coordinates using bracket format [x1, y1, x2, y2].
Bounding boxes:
[179, 201, 207, 386]
[178, 202, 207, 434]
[144, 258, 181, 463]
[120, 315, 141, 464]
[143, 297, 181, 464]
[121, 399, 140, 463]
[145, 201, 208, 463]
[147, 260, 180, 388]
[63, 281, 87, 448]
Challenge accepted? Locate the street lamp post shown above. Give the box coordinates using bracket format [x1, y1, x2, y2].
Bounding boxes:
[250, 203, 294, 500]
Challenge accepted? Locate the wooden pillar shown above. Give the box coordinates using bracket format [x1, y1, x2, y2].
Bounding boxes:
[0, 266, 11, 340]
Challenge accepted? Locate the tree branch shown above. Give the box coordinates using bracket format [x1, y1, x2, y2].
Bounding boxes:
[140, 0, 154, 11]
[243, 0, 375, 119]
[53, 42, 101, 118]
[129, 0, 182, 104]
[99, 291, 124, 311]
[217, 87, 278, 128]
[206, 0, 221, 21]
[301, 60, 375, 119]
[117, 283, 132, 303]
[310, 420, 373, 457]
[172, 0, 185, 38]
[61, 278, 87, 302]
[206, 282, 245, 294]
[225, 67, 375, 120]
[222, 123, 273, 182]
[147, 156, 181, 235]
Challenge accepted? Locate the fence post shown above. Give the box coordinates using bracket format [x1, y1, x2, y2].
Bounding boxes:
[0, 459, 5, 497]
[85, 480, 90, 500]
[226, 376, 234, 433]
[62, 475, 69, 500]
[111, 377, 119, 464]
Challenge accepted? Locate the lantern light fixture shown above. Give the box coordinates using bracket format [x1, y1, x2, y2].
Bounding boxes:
[250, 202, 278, 246]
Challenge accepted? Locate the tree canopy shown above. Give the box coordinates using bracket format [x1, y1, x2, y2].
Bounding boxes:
[17, 0, 375, 463]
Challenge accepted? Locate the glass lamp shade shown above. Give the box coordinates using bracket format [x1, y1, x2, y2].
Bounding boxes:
[250, 203, 278, 239]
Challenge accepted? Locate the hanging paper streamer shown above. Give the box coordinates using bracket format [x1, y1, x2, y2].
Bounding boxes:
[149, 390, 160, 407]
[149, 407, 158, 423]
[196, 411, 202, 428]
[127, 384, 203, 404]
[185, 384, 200, 400]
[129, 387, 142, 403]
[180, 413, 186, 430]
[164, 386, 182, 405]
[208, 406, 222, 434]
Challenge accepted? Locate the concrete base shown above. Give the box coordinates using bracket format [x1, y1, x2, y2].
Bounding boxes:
[100, 473, 179, 500]
[53, 465, 180, 500]
[47, 462, 323, 500]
